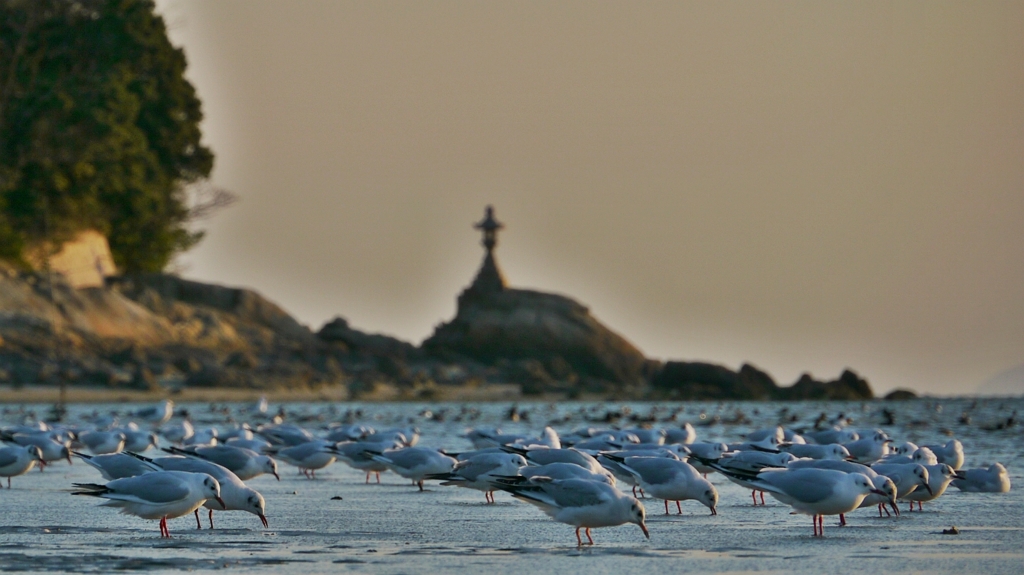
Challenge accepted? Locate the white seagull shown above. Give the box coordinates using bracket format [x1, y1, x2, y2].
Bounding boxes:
[952, 463, 1010, 493]
[368, 447, 457, 490]
[496, 477, 650, 546]
[428, 452, 527, 503]
[745, 468, 887, 536]
[164, 445, 280, 481]
[72, 470, 225, 537]
[0, 445, 45, 487]
[618, 456, 718, 515]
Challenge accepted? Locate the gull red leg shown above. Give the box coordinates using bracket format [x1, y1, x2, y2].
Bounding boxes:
[575, 527, 583, 547]
[760, 491, 765, 505]
[664, 500, 670, 515]
[839, 513, 846, 526]
[585, 528, 594, 545]
[209, 509, 215, 529]
[676, 500, 683, 514]
[751, 490, 758, 505]
[194, 509, 202, 529]
[375, 472, 381, 484]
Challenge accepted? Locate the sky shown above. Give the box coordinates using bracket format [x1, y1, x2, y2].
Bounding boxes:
[153, 1, 1024, 396]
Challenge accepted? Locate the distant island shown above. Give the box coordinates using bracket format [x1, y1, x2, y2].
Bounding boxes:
[0, 207, 881, 403]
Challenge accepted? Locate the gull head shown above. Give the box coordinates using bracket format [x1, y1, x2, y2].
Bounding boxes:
[700, 484, 719, 516]
[247, 492, 269, 528]
[200, 475, 227, 509]
[828, 445, 851, 460]
[912, 464, 933, 494]
[628, 499, 649, 539]
[261, 456, 280, 481]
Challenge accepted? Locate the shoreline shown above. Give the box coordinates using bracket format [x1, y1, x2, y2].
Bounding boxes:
[0, 383, 528, 404]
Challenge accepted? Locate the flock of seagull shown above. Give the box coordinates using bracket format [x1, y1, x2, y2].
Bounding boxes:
[0, 399, 1013, 546]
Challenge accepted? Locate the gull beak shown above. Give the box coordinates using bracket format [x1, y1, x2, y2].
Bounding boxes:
[639, 522, 650, 539]
[923, 482, 934, 495]
[273, 471, 280, 481]
[216, 497, 227, 510]
[870, 489, 888, 497]
[892, 502, 901, 517]
[954, 470, 967, 480]
[259, 514, 269, 528]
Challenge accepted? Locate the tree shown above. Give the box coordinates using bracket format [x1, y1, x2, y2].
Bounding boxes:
[0, 0, 217, 272]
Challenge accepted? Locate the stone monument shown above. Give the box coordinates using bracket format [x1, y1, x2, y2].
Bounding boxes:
[423, 206, 651, 390]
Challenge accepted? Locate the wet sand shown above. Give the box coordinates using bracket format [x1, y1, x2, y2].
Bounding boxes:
[0, 399, 1021, 573]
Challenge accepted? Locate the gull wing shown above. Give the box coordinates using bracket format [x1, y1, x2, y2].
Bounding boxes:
[756, 469, 837, 504]
[104, 473, 194, 504]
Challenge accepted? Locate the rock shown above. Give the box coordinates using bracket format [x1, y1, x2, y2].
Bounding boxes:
[317, 317, 418, 359]
[883, 388, 917, 400]
[424, 283, 647, 387]
[652, 362, 874, 400]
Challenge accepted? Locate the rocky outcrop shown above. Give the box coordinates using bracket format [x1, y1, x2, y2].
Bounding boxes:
[652, 361, 874, 401]
[423, 286, 651, 390]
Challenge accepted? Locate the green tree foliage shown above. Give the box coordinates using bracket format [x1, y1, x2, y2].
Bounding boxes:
[0, 0, 214, 272]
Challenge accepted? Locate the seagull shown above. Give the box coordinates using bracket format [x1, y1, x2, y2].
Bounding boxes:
[256, 423, 316, 447]
[843, 432, 892, 464]
[617, 428, 665, 445]
[922, 440, 965, 470]
[1, 432, 72, 466]
[743, 468, 887, 536]
[494, 477, 650, 546]
[510, 426, 562, 449]
[900, 463, 961, 511]
[160, 420, 194, 445]
[119, 429, 159, 453]
[682, 442, 729, 475]
[0, 445, 44, 487]
[163, 445, 280, 481]
[779, 443, 851, 461]
[803, 428, 859, 445]
[428, 452, 527, 503]
[268, 440, 336, 478]
[870, 462, 932, 499]
[704, 451, 797, 505]
[597, 450, 678, 496]
[878, 447, 938, 466]
[663, 423, 696, 445]
[500, 446, 604, 474]
[72, 470, 225, 537]
[367, 447, 457, 490]
[952, 463, 1010, 493]
[326, 440, 400, 483]
[77, 430, 126, 455]
[134, 400, 174, 426]
[616, 456, 718, 515]
[134, 455, 268, 529]
[787, 458, 900, 519]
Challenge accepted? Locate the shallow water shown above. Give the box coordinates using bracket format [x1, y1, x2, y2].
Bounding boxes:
[1, 398, 1021, 574]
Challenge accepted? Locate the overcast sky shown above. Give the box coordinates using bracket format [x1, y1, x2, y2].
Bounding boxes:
[153, 1, 1023, 396]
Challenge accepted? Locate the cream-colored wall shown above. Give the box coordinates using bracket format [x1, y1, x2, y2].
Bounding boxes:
[30, 230, 117, 288]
